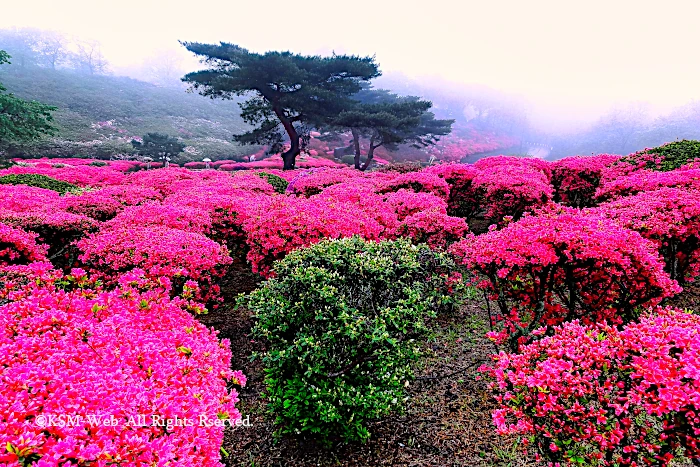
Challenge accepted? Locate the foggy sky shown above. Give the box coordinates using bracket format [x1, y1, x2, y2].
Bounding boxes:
[3, 0, 699, 130]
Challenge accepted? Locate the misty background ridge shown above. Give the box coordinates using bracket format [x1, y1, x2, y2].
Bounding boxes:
[1, 26, 700, 161]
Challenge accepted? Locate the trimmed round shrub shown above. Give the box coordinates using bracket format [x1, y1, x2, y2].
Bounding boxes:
[256, 171, 289, 194]
[77, 226, 232, 303]
[105, 203, 213, 235]
[383, 189, 448, 221]
[286, 168, 361, 196]
[375, 162, 423, 173]
[0, 165, 125, 187]
[62, 186, 164, 221]
[595, 168, 700, 201]
[0, 173, 78, 194]
[451, 210, 680, 350]
[241, 196, 386, 277]
[0, 185, 62, 212]
[393, 208, 469, 250]
[242, 237, 461, 443]
[0, 210, 98, 270]
[379, 171, 450, 200]
[472, 164, 552, 224]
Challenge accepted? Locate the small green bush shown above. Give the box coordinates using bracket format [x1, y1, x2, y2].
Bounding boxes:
[0, 173, 78, 194]
[340, 154, 366, 166]
[90, 161, 108, 167]
[242, 236, 460, 443]
[256, 171, 288, 194]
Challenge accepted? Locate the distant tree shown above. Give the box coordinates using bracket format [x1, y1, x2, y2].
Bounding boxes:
[0, 28, 41, 68]
[0, 50, 57, 157]
[181, 42, 380, 169]
[132, 133, 184, 166]
[35, 31, 69, 70]
[551, 103, 651, 157]
[71, 39, 108, 75]
[143, 50, 188, 88]
[640, 101, 700, 148]
[332, 89, 454, 170]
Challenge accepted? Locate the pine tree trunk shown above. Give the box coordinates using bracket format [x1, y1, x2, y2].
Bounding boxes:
[274, 108, 300, 170]
[282, 131, 300, 170]
[352, 129, 362, 170]
[361, 143, 378, 171]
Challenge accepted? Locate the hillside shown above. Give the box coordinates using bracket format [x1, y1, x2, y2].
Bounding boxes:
[0, 66, 256, 160]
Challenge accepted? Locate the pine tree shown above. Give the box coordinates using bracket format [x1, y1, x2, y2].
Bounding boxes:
[181, 42, 380, 169]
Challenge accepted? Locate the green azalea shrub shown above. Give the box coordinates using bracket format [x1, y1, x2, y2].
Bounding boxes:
[242, 236, 460, 443]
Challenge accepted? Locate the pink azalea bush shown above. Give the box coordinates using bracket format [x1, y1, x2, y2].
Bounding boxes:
[473, 155, 552, 180]
[490, 307, 700, 466]
[596, 168, 700, 201]
[450, 210, 679, 349]
[0, 268, 245, 467]
[379, 171, 451, 200]
[106, 203, 213, 235]
[384, 189, 448, 221]
[0, 210, 98, 270]
[0, 185, 62, 212]
[0, 222, 49, 267]
[424, 163, 482, 220]
[597, 187, 700, 282]
[164, 189, 272, 257]
[183, 161, 208, 169]
[286, 168, 361, 196]
[394, 208, 469, 249]
[62, 186, 163, 221]
[125, 168, 201, 197]
[550, 155, 620, 207]
[77, 226, 232, 302]
[313, 182, 399, 233]
[472, 163, 553, 223]
[0, 164, 126, 187]
[241, 196, 386, 276]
